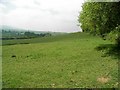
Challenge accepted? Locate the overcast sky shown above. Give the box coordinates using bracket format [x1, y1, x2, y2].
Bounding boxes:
[0, 0, 84, 32]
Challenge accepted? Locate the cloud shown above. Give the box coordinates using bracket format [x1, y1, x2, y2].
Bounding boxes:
[0, 0, 16, 13]
[0, 0, 84, 32]
[33, 0, 41, 6]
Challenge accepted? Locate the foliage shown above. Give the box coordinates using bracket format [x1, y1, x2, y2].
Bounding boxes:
[106, 25, 120, 44]
[78, 2, 120, 45]
[2, 30, 52, 40]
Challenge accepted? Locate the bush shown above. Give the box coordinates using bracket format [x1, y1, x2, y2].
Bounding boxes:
[106, 25, 120, 46]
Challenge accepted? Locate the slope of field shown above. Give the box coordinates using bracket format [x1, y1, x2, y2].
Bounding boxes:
[2, 32, 118, 88]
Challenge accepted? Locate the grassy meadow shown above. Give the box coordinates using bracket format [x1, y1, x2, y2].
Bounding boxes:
[2, 32, 118, 88]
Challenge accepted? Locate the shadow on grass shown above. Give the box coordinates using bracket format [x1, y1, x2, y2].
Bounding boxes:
[95, 44, 120, 59]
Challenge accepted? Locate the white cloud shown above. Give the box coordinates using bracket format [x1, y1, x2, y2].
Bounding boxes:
[0, 0, 84, 32]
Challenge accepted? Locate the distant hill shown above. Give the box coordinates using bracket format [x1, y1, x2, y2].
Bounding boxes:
[0, 25, 67, 40]
[0, 25, 67, 35]
[0, 25, 25, 31]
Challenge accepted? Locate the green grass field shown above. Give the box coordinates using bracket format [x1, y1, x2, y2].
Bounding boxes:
[2, 32, 118, 88]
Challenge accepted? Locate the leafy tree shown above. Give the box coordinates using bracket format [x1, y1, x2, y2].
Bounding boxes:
[78, 2, 120, 45]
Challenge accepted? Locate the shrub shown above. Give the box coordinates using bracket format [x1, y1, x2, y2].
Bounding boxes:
[106, 25, 120, 46]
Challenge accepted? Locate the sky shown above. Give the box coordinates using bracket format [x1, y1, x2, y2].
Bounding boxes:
[0, 0, 85, 32]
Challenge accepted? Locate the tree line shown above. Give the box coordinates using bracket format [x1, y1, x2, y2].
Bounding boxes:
[78, 2, 120, 46]
[2, 30, 51, 40]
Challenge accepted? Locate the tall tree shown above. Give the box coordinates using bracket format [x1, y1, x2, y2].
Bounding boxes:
[78, 2, 120, 45]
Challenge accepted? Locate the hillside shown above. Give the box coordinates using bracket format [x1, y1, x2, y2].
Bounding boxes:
[2, 32, 118, 88]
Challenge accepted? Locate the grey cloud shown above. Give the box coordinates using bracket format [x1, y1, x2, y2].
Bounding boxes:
[0, 0, 16, 13]
[22, 7, 59, 15]
[33, 0, 41, 6]
[1, 0, 83, 32]
[41, 9, 59, 15]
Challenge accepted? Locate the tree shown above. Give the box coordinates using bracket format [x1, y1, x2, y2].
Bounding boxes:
[78, 2, 120, 45]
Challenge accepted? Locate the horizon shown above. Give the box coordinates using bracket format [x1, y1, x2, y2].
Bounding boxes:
[0, 25, 82, 33]
[0, 0, 84, 33]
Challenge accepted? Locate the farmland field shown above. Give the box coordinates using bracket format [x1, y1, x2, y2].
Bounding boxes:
[2, 32, 118, 88]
